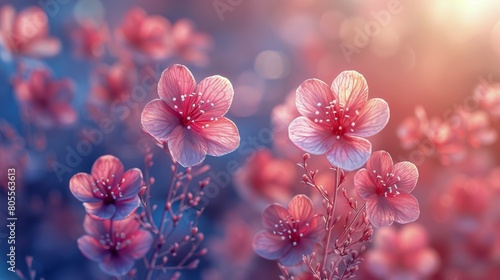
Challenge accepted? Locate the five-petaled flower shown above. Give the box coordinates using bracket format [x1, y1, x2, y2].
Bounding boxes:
[288, 71, 390, 171]
[141, 64, 240, 167]
[77, 215, 153, 276]
[253, 194, 325, 266]
[70, 155, 143, 220]
[354, 151, 420, 227]
[13, 68, 76, 128]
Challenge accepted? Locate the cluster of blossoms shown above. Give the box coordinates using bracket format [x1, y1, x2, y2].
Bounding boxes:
[253, 71, 420, 279]
[397, 80, 498, 165]
[68, 64, 240, 278]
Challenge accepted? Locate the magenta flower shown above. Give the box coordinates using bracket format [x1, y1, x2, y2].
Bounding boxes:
[366, 224, 439, 280]
[253, 195, 325, 266]
[69, 155, 143, 220]
[0, 5, 60, 57]
[354, 151, 420, 227]
[77, 215, 153, 276]
[141, 64, 240, 167]
[116, 8, 171, 60]
[288, 71, 390, 171]
[13, 68, 76, 128]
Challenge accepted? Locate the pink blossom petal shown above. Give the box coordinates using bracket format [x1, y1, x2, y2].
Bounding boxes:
[366, 199, 395, 228]
[15, 7, 48, 40]
[351, 98, 390, 137]
[354, 169, 378, 200]
[83, 215, 109, 236]
[288, 116, 335, 155]
[196, 75, 234, 118]
[69, 173, 99, 203]
[392, 162, 418, 193]
[53, 104, 77, 125]
[287, 195, 314, 222]
[411, 249, 440, 276]
[77, 236, 108, 262]
[296, 78, 333, 119]
[399, 224, 427, 251]
[141, 99, 180, 142]
[304, 214, 326, 241]
[331, 71, 368, 113]
[201, 117, 240, 156]
[388, 194, 420, 224]
[99, 254, 135, 277]
[119, 168, 143, 199]
[114, 197, 140, 220]
[23, 38, 61, 57]
[262, 204, 289, 230]
[167, 126, 207, 167]
[366, 150, 393, 176]
[158, 64, 196, 106]
[253, 230, 290, 260]
[279, 245, 308, 266]
[0, 6, 14, 41]
[366, 194, 420, 227]
[366, 250, 393, 278]
[84, 202, 116, 220]
[326, 135, 372, 171]
[91, 155, 124, 185]
[122, 230, 153, 259]
[112, 216, 139, 235]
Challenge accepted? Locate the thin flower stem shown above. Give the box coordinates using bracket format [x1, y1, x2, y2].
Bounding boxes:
[144, 165, 157, 231]
[337, 203, 366, 243]
[145, 162, 179, 280]
[319, 167, 341, 278]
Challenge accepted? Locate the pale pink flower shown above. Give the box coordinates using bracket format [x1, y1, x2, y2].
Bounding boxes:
[0, 5, 60, 57]
[70, 20, 108, 59]
[397, 106, 428, 150]
[90, 62, 137, 104]
[141, 64, 240, 167]
[77, 215, 153, 276]
[13, 68, 76, 128]
[234, 148, 295, 205]
[354, 151, 420, 227]
[366, 224, 439, 280]
[171, 19, 212, 66]
[116, 8, 171, 60]
[69, 155, 143, 220]
[253, 195, 325, 266]
[450, 109, 497, 149]
[289, 71, 390, 171]
[474, 80, 500, 119]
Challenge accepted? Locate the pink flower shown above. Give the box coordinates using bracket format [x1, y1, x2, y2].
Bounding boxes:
[366, 224, 439, 280]
[234, 148, 295, 205]
[116, 8, 171, 60]
[13, 68, 76, 128]
[289, 71, 390, 171]
[171, 19, 212, 66]
[90, 62, 137, 104]
[141, 64, 240, 167]
[397, 106, 428, 150]
[253, 195, 325, 266]
[70, 20, 108, 59]
[354, 151, 420, 227]
[77, 215, 153, 276]
[474, 81, 500, 119]
[0, 5, 60, 57]
[69, 155, 143, 220]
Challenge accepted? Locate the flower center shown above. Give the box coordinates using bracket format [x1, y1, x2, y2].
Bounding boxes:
[99, 230, 132, 253]
[169, 92, 218, 130]
[91, 174, 126, 203]
[372, 169, 402, 198]
[272, 215, 309, 246]
[313, 100, 360, 139]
